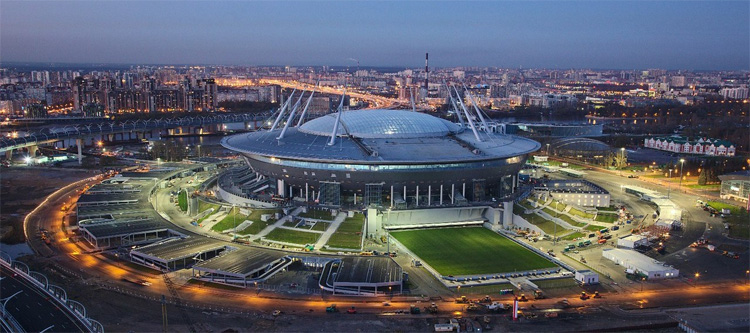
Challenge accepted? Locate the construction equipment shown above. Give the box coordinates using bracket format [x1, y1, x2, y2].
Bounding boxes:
[516, 294, 528, 302]
[455, 295, 468, 304]
[410, 305, 421, 314]
[347, 306, 357, 314]
[424, 302, 438, 314]
[593, 291, 601, 299]
[580, 292, 590, 300]
[480, 295, 492, 303]
[326, 304, 338, 313]
[533, 290, 545, 299]
[162, 273, 197, 333]
[466, 303, 480, 312]
[487, 302, 509, 312]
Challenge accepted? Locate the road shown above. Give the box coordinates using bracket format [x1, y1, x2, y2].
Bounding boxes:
[262, 79, 400, 109]
[0, 265, 87, 332]
[21, 163, 750, 331]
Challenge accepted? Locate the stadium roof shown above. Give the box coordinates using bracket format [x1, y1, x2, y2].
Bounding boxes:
[223, 110, 540, 164]
[131, 237, 227, 261]
[299, 109, 461, 139]
[192, 248, 285, 277]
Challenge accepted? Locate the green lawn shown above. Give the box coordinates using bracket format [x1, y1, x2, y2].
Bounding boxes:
[391, 227, 557, 276]
[707, 201, 750, 240]
[198, 200, 220, 213]
[211, 207, 249, 232]
[597, 206, 618, 212]
[557, 214, 587, 227]
[234, 209, 281, 235]
[298, 209, 335, 220]
[542, 207, 558, 217]
[518, 200, 535, 211]
[550, 200, 567, 211]
[594, 213, 618, 223]
[311, 221, 329, 232]
[562, 232, 585, 241]
[264, 228, 320, 245]
[520, 212, 568, 236]
[584, 225, 604, 232]
[178, 191, 188, 211]
[568, 207, 595, 219]
[325, 213, 364, 249]
[686, 184, 721, 191]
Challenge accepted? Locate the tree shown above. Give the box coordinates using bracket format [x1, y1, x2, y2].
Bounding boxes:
[698, 167, 708, 185]
[614, 150, 628, 170]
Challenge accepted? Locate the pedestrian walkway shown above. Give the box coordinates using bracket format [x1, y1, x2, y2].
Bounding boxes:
[313, 212, 347, 249]
[249, 206, 302, 241]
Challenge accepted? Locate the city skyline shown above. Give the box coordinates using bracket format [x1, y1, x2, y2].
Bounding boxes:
[1, 1, 749, 70]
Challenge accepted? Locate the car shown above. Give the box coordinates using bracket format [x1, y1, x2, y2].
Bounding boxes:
[272, 310, 281, 317]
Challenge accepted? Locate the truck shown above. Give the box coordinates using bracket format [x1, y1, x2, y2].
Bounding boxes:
[425, 302, 439, 314]
[434, 324, 454, 332]
[577, 241, 585, 248]
[566, 244, 576, 250]
[583, 240, 592, 246]
[487, 302, 509, 311]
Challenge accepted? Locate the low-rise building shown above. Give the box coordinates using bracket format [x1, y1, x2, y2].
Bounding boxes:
[602, 248, 679, 280]
[575, 270, 599, 285]
[644, 136, 735, 157]
[719, 171, 750, 204]
[538, 179, 610, 207]
[617, 234, 649, 249]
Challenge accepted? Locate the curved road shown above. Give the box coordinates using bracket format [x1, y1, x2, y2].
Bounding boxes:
[23, 164, 750, 328]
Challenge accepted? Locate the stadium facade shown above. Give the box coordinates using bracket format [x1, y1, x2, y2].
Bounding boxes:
[222, 108, 540, 208]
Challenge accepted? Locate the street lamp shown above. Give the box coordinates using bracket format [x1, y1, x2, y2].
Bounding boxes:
[546, 143, 550, 155]
[619, 147, 625, 176]
[667, 169, 673, 198]
[640, 277, 645, 291]
[679, 159, 685, 188]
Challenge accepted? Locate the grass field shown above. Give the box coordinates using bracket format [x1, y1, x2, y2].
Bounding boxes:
[235, 209, 280, 235]
[594, 213, 618, 223]
[211, 207, 250, 232]
[707, 201, 750, 240]
[178, 191, 187, 211]
[557, 214, 587, 227]
[325, 213, 364, 249]
[391, 227, 556, 276]
[264, 228, 320, 245]
[298, 209, 335, 220]
[568, 207, 595, 219]
[542, 207, 558, 217]
[311, 221, 329, 232]
[562, 231, 585, 241]
[584, 225, 604, 232]
[520, 213, 569, 236]
[518, 200, 536, 211]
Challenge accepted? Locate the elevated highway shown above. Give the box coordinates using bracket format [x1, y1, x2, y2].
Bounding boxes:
[1, 113, 267, 162]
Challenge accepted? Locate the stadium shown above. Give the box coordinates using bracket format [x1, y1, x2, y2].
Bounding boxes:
[221, 108, 540, 208]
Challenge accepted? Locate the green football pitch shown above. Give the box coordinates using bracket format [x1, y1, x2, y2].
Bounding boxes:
[390, 227, 557, 276]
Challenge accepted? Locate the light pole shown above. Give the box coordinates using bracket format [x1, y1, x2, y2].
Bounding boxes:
[232, 203, 236, 241]
[619, 147, 625, 176]
[546, 143, 550, 155]
[668, 169, 673, 198]
[679, 159, 685, 188]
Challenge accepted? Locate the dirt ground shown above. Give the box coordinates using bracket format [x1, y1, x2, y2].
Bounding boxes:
[0, 167, 95, 243]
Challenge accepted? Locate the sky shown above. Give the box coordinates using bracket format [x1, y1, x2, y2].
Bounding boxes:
[1, 1, 748, 70]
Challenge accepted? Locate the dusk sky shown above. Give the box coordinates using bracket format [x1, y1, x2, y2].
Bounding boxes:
[1, 1, 748, 70]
